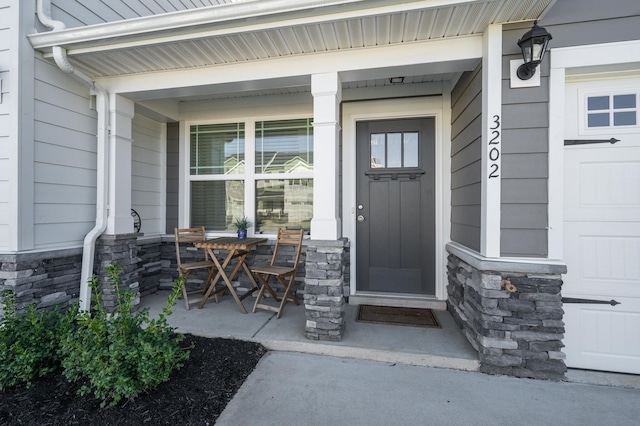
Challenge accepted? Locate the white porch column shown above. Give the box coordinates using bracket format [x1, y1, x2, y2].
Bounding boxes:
[311, 72, 342, 240]
[480, 24, 502, 257]
[106, 94, 135, 235]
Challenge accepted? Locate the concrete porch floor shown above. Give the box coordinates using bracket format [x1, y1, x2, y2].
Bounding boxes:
[139, 291, 481, 371]
[140, 292, 640, 389]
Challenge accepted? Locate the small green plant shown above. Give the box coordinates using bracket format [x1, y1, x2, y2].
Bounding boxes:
[60, 263, 191, 407]
[0, 290, 75, 390]
[233, 216, 252, 230]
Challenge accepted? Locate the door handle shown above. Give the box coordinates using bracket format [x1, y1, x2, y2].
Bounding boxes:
[357, 215, 365, 223]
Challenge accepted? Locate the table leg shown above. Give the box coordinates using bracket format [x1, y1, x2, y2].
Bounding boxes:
[199, 248, 249, 313]
[198, 249, 233, 310]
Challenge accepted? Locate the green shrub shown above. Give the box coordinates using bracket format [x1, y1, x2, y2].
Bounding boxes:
[0, 290, 75, 390]
[60, 263, 191, 407]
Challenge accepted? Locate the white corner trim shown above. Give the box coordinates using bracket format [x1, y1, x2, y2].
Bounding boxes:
[480, 23, 502, 257]
[547, 66, 565, 260]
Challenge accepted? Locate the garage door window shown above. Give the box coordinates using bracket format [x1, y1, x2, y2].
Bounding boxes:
[586, 93, 638, 129]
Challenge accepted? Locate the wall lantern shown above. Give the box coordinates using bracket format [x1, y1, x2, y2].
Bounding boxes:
[516, 21, 552, 80]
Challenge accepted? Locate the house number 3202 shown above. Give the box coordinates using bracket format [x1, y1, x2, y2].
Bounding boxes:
[488, 114, 500, 179]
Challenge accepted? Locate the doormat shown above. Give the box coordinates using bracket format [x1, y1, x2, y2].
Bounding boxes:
[356, 305, 440, 328]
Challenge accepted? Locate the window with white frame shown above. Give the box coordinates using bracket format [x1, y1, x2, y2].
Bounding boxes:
[585, 92, 638, 129]
[189, 118, 313, 234]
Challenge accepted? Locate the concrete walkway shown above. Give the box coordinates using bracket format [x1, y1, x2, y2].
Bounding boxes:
[216, 351, 640, 426]
[140, 291, 640, 425]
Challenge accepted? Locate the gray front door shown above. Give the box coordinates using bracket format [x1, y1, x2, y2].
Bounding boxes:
[356, 118, 435, 295]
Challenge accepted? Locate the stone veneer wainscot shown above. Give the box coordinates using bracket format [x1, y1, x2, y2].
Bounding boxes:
[446, 242, 568, 380]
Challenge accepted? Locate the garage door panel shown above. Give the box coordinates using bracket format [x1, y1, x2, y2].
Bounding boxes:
[564, 222, 640, 298]
[565, 148, 640, 222]
[563, 77, 640, 374]
[564, 299, 640, 374]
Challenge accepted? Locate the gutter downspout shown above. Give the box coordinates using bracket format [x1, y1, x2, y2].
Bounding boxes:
[36, 0, 109, 312]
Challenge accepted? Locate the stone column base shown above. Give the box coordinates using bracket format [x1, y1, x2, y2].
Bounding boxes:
[95, 233, 141, 313]
[304, 239, 348, 341]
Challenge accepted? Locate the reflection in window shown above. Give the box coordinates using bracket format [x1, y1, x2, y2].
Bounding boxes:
[370, 131, 419, 168]
[256, 179, 313, 233]
[190, 123, 245, 175]
[191, 180, 244, 231]
[587, 93, 637, 128]
[255, 119, 314, 174]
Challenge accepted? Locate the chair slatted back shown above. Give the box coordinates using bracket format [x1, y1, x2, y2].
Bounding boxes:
[270, 228, 304, 270]
[175, 227, 208, 267]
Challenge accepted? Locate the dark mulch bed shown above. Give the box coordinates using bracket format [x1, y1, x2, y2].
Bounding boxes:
[0, 334, 266, 426]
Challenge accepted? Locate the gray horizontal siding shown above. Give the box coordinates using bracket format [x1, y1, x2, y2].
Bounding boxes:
[500, 23, 551, 258]
[132, 114, 164, 235]
[165, 122, 179, 234]
[33, 56, 97, 249]
[50, 0, 222, 28]
[450, 65, 482, 252]
[542, 0, 640, 47]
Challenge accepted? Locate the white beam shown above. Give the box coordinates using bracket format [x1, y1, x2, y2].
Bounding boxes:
[97, 36, 482, 96]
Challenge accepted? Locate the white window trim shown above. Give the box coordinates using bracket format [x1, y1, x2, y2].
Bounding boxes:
[180, 113, 314, 237]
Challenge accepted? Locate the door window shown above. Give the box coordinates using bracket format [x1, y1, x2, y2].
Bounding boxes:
[370, 132, 419, 168]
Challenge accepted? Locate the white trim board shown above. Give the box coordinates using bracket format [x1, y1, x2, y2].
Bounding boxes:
[342, 96, 451, 301]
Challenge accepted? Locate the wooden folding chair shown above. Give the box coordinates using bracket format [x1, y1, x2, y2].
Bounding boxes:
[251, 228, 304, 318]
[174, 227, 218, 310]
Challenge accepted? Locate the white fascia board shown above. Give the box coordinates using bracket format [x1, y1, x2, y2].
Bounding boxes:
[29, 0, 477, 51]
[97, 35, 482, 95]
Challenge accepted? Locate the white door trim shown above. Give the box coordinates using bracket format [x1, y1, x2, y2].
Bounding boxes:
[342, 95, 451, 301]
[548, 39, 640, 259]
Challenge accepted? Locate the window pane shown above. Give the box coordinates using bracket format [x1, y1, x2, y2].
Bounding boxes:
[387, 133, 402, 168]
[613, 94, 636, 109]
[404, 132, 419, 167]
[614, 111, 636, 126]
[190, 123, 244, 175]
[588, 113, 609, 127]
[588, 96, 609, 111]
[256, 179, 312, 233]
[255, 119, 313, 174]
[370, 133, 386, 168]
[191, 180, 244, 231]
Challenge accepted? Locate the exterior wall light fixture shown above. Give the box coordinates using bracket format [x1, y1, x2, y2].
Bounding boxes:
[516, 21, 552, 80]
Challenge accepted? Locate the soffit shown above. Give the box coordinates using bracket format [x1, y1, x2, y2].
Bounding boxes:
[31, 0, 555, 80]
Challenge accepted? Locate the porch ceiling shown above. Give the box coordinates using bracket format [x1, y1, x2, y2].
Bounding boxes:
[31, 0, 554, 77]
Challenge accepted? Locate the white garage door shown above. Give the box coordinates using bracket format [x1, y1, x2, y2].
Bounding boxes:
[563, 77, 640, 374]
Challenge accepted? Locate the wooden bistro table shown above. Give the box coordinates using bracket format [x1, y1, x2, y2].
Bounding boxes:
[194, 237, 267, 313]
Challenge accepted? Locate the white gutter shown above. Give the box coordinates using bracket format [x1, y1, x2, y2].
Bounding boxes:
[36, 0, 109, 312]
[28, 0, 478, 50]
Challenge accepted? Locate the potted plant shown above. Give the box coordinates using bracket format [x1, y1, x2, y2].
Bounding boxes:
[233, 216, 252, 240]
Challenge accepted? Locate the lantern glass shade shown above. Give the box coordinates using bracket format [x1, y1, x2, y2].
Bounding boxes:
[516, 21, 552, 80]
